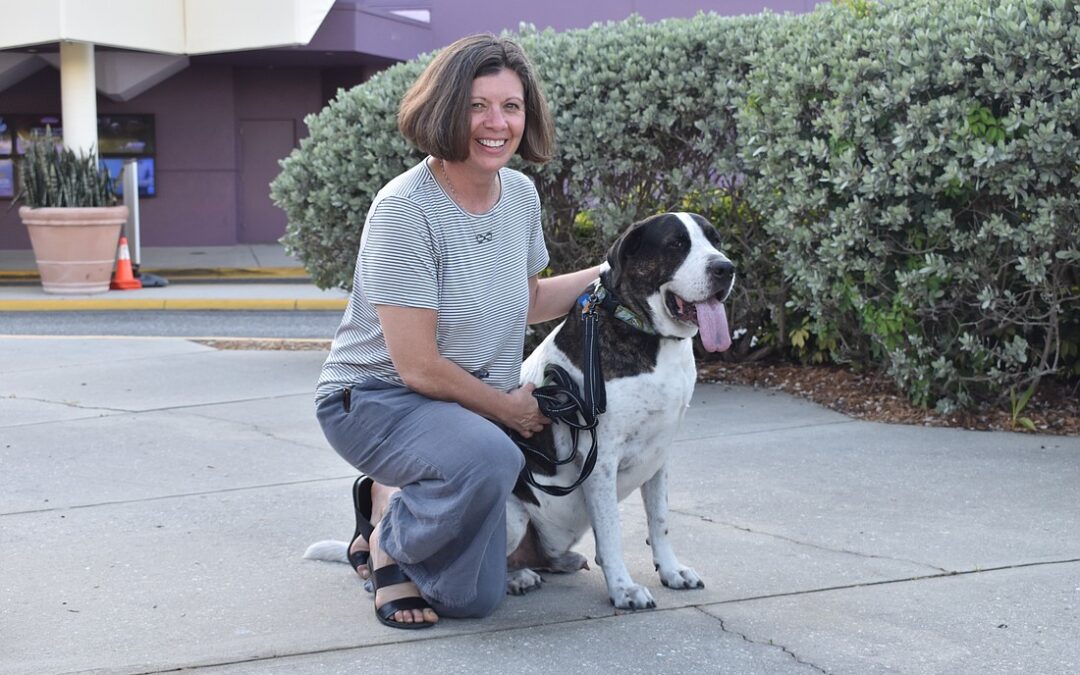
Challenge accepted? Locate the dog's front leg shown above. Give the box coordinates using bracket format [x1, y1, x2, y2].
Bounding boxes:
[641, 466, 704, 590]
[505, 497, 543, 595]
[583, 464, 656, 609]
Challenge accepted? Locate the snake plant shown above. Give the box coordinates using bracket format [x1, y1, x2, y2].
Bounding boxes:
[17, 128, 118, 208]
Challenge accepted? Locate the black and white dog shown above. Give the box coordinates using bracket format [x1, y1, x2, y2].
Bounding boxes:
[305, 211, 735, 611]
[506, 211, 735, 609]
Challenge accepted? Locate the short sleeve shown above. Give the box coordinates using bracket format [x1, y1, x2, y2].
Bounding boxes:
[526, 187, 549, 277]
[359, 196, 439, 309]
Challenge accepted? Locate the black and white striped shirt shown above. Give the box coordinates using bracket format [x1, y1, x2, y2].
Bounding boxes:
[316, 158, 549, 401]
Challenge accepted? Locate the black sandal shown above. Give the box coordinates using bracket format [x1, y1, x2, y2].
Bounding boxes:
[348, 476, 375, 578]
[371, 563, 437, 630]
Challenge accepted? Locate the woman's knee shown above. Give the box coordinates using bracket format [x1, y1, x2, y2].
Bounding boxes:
[460, 437, 524, 498]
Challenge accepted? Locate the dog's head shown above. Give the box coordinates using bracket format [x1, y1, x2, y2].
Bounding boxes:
[601, 212, 735, 352]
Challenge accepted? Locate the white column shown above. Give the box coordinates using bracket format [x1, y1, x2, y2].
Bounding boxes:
[59, 41, 98, 158]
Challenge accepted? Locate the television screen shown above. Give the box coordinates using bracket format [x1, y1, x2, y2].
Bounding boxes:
[0, 158, 13, 198]
[0, 116, 12, 155]
[10, 115, 63, 154]
[100, 157, 156, 198]
[97, 115, 155, 155]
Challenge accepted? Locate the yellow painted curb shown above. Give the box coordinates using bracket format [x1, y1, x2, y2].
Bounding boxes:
[0, 267, 310, 282]
[0, 298, 348, 312]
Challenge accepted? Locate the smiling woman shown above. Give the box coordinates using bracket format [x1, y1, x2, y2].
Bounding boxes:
[309, 34, 602, 631]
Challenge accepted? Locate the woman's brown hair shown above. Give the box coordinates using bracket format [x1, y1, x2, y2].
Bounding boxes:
[398, 34, 555, 163]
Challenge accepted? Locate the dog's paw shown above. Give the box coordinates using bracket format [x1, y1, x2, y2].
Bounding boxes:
[609, 583, 656, 610]
[658, 565, 705, 590]
[507, 568, 543, 595]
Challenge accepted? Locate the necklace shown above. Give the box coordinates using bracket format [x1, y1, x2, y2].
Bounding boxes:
[438, 158, 460, 202]
[438, 159, 495, 244]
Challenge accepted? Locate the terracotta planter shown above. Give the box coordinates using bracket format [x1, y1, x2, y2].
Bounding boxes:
[19, 205, 129, 294]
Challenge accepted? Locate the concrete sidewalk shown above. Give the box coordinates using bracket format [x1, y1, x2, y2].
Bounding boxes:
[0, 245, 348, 311]
[1, 336, 1078, 674]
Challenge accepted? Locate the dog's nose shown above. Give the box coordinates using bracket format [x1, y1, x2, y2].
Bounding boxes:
[708, 258, 735, 283]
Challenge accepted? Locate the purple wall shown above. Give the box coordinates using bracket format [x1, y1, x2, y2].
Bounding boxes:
[430, 0, 821, 46]
[1, 0, 826, 251]
[0, 64, 323, 248]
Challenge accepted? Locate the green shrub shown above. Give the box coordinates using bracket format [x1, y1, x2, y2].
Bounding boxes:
[739, 0, 1080, 410]
[272, 2, 1079, 410]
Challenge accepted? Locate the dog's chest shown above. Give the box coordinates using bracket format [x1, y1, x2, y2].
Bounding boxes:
[524, 329, 696, 473]
[602, 338, 696, 468]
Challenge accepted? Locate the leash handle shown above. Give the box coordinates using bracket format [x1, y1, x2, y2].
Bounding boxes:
[512, 365, 601, 497]
[511, 284, 608, 498]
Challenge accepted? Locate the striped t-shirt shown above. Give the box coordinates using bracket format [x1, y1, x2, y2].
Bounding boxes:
[315, 158, 550, 401]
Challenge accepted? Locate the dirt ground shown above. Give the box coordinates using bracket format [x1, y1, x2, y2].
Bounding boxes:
[697, 360, 1080, 436]
[194, 338, 1079, 436]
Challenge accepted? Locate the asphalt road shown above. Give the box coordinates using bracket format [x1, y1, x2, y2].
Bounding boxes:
[0, 311, 343, 339]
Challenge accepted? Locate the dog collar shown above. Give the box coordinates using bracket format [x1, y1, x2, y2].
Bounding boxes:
[578, 280, 657, 335]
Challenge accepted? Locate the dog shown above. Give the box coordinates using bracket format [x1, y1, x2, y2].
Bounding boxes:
[505, 211, 735, 609]
[304, 211, 735, 611]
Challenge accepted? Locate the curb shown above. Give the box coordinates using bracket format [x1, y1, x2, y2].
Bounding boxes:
[0, 267, 311, 283]
[0, 298, 348, 312]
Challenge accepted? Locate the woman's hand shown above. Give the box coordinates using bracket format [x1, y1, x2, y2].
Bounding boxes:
[503, 383, 551, 438]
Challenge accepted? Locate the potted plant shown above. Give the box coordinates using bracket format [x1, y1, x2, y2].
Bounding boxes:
[16, 129, 128, 294]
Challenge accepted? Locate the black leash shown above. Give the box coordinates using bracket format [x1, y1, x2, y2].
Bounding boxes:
[511, 285, 608, 497]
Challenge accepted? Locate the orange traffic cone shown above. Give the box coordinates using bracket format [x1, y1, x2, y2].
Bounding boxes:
[110, 237, 143, 290]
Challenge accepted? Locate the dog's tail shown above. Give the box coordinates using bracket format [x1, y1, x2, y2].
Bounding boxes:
[303, 539, 350, 563]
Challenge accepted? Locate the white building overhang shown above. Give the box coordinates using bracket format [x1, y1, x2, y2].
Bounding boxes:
[0, 0, 336, 55]
[0, 0, 335, 153]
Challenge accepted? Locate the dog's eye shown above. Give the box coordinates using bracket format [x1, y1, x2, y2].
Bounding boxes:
[667, 236, 688, 250]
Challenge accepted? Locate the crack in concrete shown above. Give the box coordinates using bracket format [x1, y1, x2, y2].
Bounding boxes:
[673, 509, 950, 573]
[703, 608, 832, 674]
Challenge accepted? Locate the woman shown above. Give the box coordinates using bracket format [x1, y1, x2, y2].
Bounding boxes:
[315, 34, 601, 629]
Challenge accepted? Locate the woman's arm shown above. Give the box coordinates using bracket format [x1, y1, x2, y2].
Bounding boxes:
[527, 264, 605, 324]
[376, 304, 549, 437]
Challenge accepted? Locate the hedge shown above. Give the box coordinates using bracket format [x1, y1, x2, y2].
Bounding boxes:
[271, 0, 1079, 411]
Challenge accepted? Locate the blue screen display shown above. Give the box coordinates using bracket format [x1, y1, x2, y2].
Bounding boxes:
[100, 157, 155, 198]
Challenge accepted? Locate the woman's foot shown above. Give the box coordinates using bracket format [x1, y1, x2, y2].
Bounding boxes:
[369, 519, 439, 627]
[348, 477, 375, 580]
[348, 479, 400, 580]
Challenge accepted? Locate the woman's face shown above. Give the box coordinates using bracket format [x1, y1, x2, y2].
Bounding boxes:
[463, 68, 526, 175]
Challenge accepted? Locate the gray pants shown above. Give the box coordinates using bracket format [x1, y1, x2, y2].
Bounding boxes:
[316, 380, 524, 617]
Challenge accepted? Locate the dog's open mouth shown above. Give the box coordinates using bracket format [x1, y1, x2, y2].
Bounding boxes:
[665, 291, 732, 353]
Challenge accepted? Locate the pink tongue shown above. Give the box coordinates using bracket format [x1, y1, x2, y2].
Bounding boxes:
[695, 297, 731, 353]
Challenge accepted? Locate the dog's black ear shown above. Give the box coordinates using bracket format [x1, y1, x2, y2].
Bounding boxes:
[604, 223, 645, 289]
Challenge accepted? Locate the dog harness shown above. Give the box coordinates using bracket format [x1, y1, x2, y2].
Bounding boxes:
[511, 279, 655, 497]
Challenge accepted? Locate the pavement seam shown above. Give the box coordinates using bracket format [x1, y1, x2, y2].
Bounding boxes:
[0, 475, 357, 517]
[117, 608, 710, 675]
[675, 419, 857, 443]
[697, 557, 1080, 609]
[672, 509, 950, 573]
[0, 391, 313, 430]
[698, 607, 832, 674]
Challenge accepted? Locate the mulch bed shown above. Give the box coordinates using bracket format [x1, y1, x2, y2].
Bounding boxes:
[698, 361, 1080, 436]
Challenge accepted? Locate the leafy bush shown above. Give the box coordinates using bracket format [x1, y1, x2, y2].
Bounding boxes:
[739, 0, 1080, 410]
[272, 1, 1078, 410]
